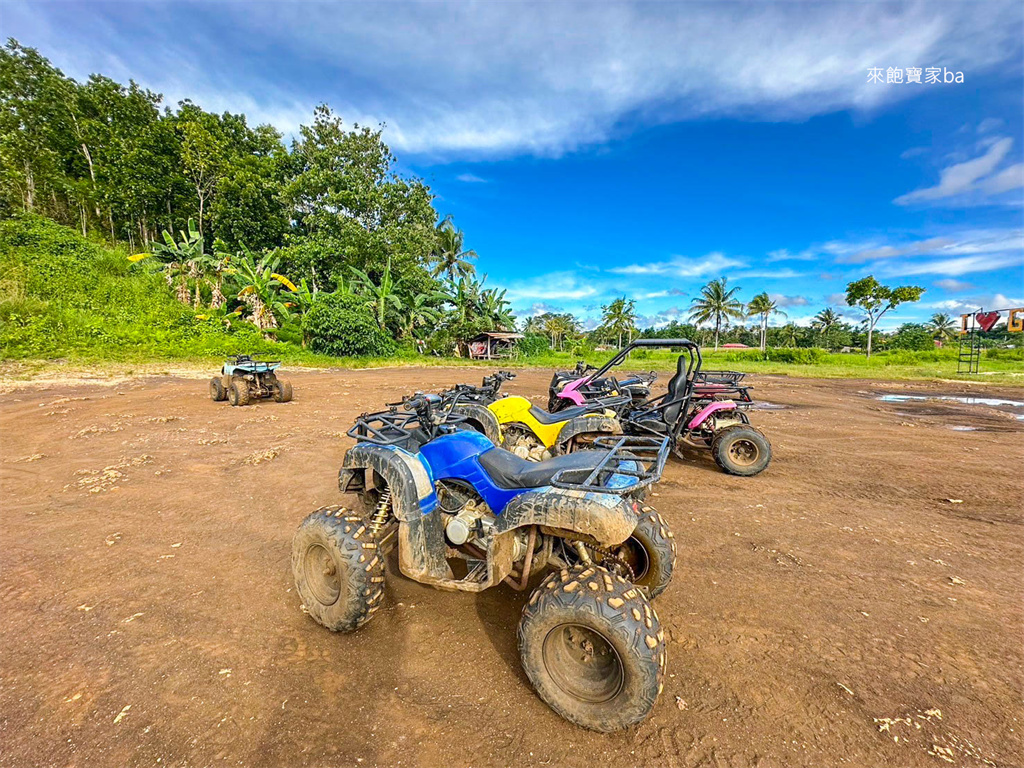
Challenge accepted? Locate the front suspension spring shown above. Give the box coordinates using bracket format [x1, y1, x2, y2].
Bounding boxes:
[368, 487, 392, 535]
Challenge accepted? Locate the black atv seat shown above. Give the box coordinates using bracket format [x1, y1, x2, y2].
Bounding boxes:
[528, 404, 591, 424]
[479, 447, 605, 489]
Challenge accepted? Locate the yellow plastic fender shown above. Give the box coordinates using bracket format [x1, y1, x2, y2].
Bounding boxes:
[487, 396, 614, 450]
[487, 396, 565, 448]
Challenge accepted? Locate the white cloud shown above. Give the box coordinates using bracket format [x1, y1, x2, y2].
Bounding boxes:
[767, 248, 819, 263]
[883, 252, 1022, 277]
[733, 267, 806, 279]
[455, 173, 489, 183]
[610, 252, 743, 278]
[768, 294, 810, 308]
[7, 1, 1022, 157]
[501, 272, 600, 302]
[895, 137, 1020, 205]
[934, 278, 974, 292]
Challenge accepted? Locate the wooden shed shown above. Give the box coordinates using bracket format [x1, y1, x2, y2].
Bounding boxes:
[467, 332, 524, 359]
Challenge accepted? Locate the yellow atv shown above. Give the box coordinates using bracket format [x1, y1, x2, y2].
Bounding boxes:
[487, 394, 628, 460]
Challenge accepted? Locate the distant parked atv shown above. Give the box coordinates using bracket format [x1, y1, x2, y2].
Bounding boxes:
[293, 394, 674, 731]
[209, 355, 293, 406]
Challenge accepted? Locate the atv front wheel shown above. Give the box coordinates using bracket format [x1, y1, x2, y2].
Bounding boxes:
[209, 376, 227, 402]
[292, 506, 385, 633]
[711, 424, 771, 476]
[518, 566, 666, 731]
[227, 380, 250, 406]
[273, 378, 293, 403]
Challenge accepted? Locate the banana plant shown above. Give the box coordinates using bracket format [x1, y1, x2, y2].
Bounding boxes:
[129, 219, 204, 306]
[350, 257, 404, 330]
[230, 247, 295, 331]
[402, 291, 445, 338]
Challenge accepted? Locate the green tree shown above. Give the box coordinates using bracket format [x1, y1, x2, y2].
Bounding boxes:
[845, 276, 925, 357]
[600, 297, 638, 349]
[689, 278, 745, 350]
[891, 323, 935, 351]
[177, 109, 224, 240]
[746, 292, 786, 351]
[283, 105, 436, 279]
[430, 215, 477, 281]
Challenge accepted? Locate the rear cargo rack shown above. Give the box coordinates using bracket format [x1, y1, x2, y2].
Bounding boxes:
[347, 409, 420, 446]
[695, 370, 745, 384]
[550, 436, 670, 494]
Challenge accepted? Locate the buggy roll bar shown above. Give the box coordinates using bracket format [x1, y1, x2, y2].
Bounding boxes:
[584, 338, 700, 384]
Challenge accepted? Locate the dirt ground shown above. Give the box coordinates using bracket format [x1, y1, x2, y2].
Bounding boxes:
[1, 368, 1022, 768]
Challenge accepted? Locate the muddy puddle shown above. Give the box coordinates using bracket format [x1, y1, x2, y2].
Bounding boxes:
[876, 393, 1024, 431]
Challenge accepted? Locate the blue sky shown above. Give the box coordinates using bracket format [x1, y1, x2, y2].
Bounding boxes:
[3, 1, 1023, 330]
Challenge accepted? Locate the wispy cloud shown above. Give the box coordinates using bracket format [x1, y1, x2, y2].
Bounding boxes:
[610, 252, 743, 277]
[6, 1, 1022, 157]
[456, 173, 488, 183]
[895, 136, 1022, 206]
[882, 252, 1022, 277]
[767, 248, 818, 262]
[934, 278, 974, 292]
[501, 272, 600, 302]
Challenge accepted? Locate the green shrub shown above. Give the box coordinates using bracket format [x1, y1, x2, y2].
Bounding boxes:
[519, 334, 550, 357]
[302, 293, 396, 357]
[0, 214, 292, 361]
[985, 347, 1024, 361]
[719, 347, 826, 364]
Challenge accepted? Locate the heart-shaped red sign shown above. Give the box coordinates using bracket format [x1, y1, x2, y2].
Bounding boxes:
[975, 311, 1000, 332]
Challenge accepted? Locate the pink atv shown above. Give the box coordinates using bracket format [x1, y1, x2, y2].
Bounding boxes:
[556, 339, 771, 477]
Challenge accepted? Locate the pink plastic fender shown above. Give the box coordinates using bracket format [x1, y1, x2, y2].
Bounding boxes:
[557, 376, 592, 406]
[688, 400, 736, 429]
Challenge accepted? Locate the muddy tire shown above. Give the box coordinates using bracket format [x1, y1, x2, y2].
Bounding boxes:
[227, 380, 250, 407]
[616, 505, 676, 599]
[711, 424, 771, 476]
[273, 378, 293, 403]
[209, 376, 227, 402]
[292, 506, 385, 633]
[518, 566, 666, 732]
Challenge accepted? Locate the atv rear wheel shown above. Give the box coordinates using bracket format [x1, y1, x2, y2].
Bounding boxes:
[711, 424, 771, 476]
[209, 376, 227, 402]
[519, 566, 665, 731]
[273, 378, 293, 403]
[227, 380, 250, 406]
[292, 506, 385, 632]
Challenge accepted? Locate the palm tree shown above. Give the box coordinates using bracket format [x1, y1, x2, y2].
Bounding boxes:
[779, 323, 801, 348]
[601, 297, 638, 349]
[811, 308, 841, 349]
[688, 278, 746, 350]
[431, 215, 478, 281]
[543, 313, 578, 351]
[350, 257, 404, 331]
[926, 312, 957, 341]
[746, 292, 786, 351]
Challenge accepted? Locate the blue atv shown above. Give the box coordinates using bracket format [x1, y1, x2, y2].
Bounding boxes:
[209, 355, 293, 406]
[292, 394, 676, 731]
